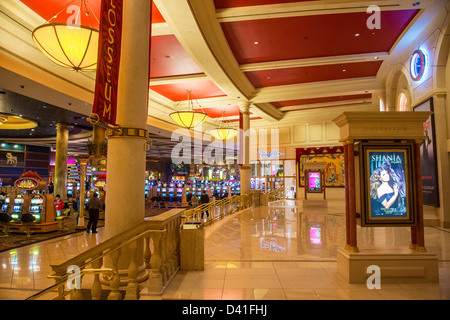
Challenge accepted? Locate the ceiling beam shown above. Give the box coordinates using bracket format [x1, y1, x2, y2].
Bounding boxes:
[240, 52, 388, 72]
[216, 0, 431, 23]
[253, 77, 382, 104]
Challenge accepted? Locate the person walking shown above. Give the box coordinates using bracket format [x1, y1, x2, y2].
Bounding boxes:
[200, 190, 210, 219]
[86, 193, 102, 234]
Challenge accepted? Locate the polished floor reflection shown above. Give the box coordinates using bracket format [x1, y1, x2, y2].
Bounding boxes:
[0, 200, 449, 300]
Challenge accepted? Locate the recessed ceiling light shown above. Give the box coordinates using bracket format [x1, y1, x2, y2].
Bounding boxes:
[253, 41, 259, 45]
[374, 56, 379, 60]
[355, 33, 360, 37]
[342, 69, 346, 72]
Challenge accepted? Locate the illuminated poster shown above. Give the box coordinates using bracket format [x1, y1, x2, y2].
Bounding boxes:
[360, 143, 416, 226]
[308, 172, 321, 192]
[368, 150, 407, 218]
[413, 98, 439, 207]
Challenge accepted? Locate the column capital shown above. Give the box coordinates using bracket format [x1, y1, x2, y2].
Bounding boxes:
[238, 101, 251, 114]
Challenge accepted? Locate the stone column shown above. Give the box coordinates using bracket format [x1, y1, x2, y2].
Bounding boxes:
[103, 0, 151, 285]
[239, 102, 251, 194]
[105, 0, 151, 238]
[54, 122, 68, 200]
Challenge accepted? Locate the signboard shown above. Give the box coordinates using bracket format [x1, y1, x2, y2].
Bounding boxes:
[305, 170, 323, 193]
[92, 0, 124, 125]
[0, 151, 25, 167]
[359, 142, 416, 226]
[258, 149, 285, 160]
[14, 178, 39, 190]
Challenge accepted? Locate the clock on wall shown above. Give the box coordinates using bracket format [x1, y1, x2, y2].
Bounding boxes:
[410, 49, 426, 81]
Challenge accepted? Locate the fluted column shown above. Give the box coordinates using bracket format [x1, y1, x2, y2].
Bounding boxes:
[239, 102, 251, 194]
[54, 122, 68, 200]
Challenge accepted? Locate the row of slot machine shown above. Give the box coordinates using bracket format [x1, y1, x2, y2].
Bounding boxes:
[0, 193, 56, 223]
[154, 180, 241, 200]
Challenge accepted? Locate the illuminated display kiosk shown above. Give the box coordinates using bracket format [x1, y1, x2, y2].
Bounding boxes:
[0, 176, 58, 234]
[303, 162, 327, 207]
[332, 111, 439, 284]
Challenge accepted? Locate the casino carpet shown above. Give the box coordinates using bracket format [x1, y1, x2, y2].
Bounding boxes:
[0, 205, 171, 252]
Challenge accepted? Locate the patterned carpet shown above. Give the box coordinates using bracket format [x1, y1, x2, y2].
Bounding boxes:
[0, 205, 171, 252]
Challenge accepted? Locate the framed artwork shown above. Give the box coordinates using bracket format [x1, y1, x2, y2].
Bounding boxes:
[305, 170, 324, 193]
[359, 142, 417, 227]
[298, 153, 345, 187]
[413, 98, 439, 207]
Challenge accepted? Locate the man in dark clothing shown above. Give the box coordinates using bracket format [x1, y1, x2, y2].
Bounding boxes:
[86, 193, 102, 233]
[200, 190, 210, 219]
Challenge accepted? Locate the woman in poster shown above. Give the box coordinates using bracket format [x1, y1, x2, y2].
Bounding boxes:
[369, 160, 406, 217]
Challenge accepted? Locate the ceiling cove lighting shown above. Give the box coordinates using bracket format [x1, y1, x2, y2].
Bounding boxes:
[31, 0, 99, 72]
[207, 110, 238, 141]
[169, 90, 209, 129]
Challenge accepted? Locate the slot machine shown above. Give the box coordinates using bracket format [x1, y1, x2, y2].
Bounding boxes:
[176, 182, 183, 198]
[161, 183, 167, 197]
[84, 190, 91, 209]
[67, 182, 73, 197]
[222, 185, 227, 197]
[0, 195, 11, 213]
[29, 194, 44, 223]
[156, 182, 162, 195]
[168, 186, 175, 198]
[250, 178, 255, 190]
[145, 179, 149, 198]
[10, 194, 27, 222]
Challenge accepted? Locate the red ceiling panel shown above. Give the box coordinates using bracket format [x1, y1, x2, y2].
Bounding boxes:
[150, 80, 227, 102]
[245, 60, 383, 88]
[150, 35, 204, 78]
[272, 93, 372, 108]
[19, 0, 165, 29]
[221, 10, 419, 64]
[214, 0, 317, 9]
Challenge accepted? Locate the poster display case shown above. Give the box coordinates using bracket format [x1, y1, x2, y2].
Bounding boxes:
[357, 142, 416, 227]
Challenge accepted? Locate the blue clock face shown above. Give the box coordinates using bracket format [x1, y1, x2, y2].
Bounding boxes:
[410, 50, 426, 81]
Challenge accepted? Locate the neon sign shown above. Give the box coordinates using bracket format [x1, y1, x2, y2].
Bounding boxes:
[410, 49, 426, 81]
[14, 178, 38, 190]
[258, 149, 285, 159]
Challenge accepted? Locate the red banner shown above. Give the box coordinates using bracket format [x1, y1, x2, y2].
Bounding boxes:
[92, 0, 123, 125]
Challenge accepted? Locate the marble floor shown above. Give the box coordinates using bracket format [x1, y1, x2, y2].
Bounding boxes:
[0, 200, 450, 300]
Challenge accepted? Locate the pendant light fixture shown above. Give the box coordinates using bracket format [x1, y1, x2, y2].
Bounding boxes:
[169, 90, 209, 129]
[207, 110, 238, 140]
[31, 0, 99, 72]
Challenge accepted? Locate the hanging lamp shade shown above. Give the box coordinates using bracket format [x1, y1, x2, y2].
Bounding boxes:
[207, 127, 238, 140]
[31, 0, 100, 72]
[206, 110, 238, 140]
[169, 111, 209, 129]
[32, 23, 99, 72]
[169, 90, 209, 129]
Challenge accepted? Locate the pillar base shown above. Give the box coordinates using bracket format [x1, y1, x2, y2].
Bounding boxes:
[337, 247, 439, 284]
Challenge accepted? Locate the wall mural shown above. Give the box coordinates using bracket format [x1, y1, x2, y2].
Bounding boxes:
[297, 147, 345, 187]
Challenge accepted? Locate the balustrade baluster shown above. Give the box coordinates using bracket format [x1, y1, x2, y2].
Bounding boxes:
[125, 240, 139, 300]
[148, 232, 163, 294]
[91, 258, 103, 300]
[107, 249, 122, 300]
[143, 234, 152, 269]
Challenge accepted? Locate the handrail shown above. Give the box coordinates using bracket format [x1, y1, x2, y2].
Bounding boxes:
[26, 268, 117, 300]
[24, 193, 258, 300]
